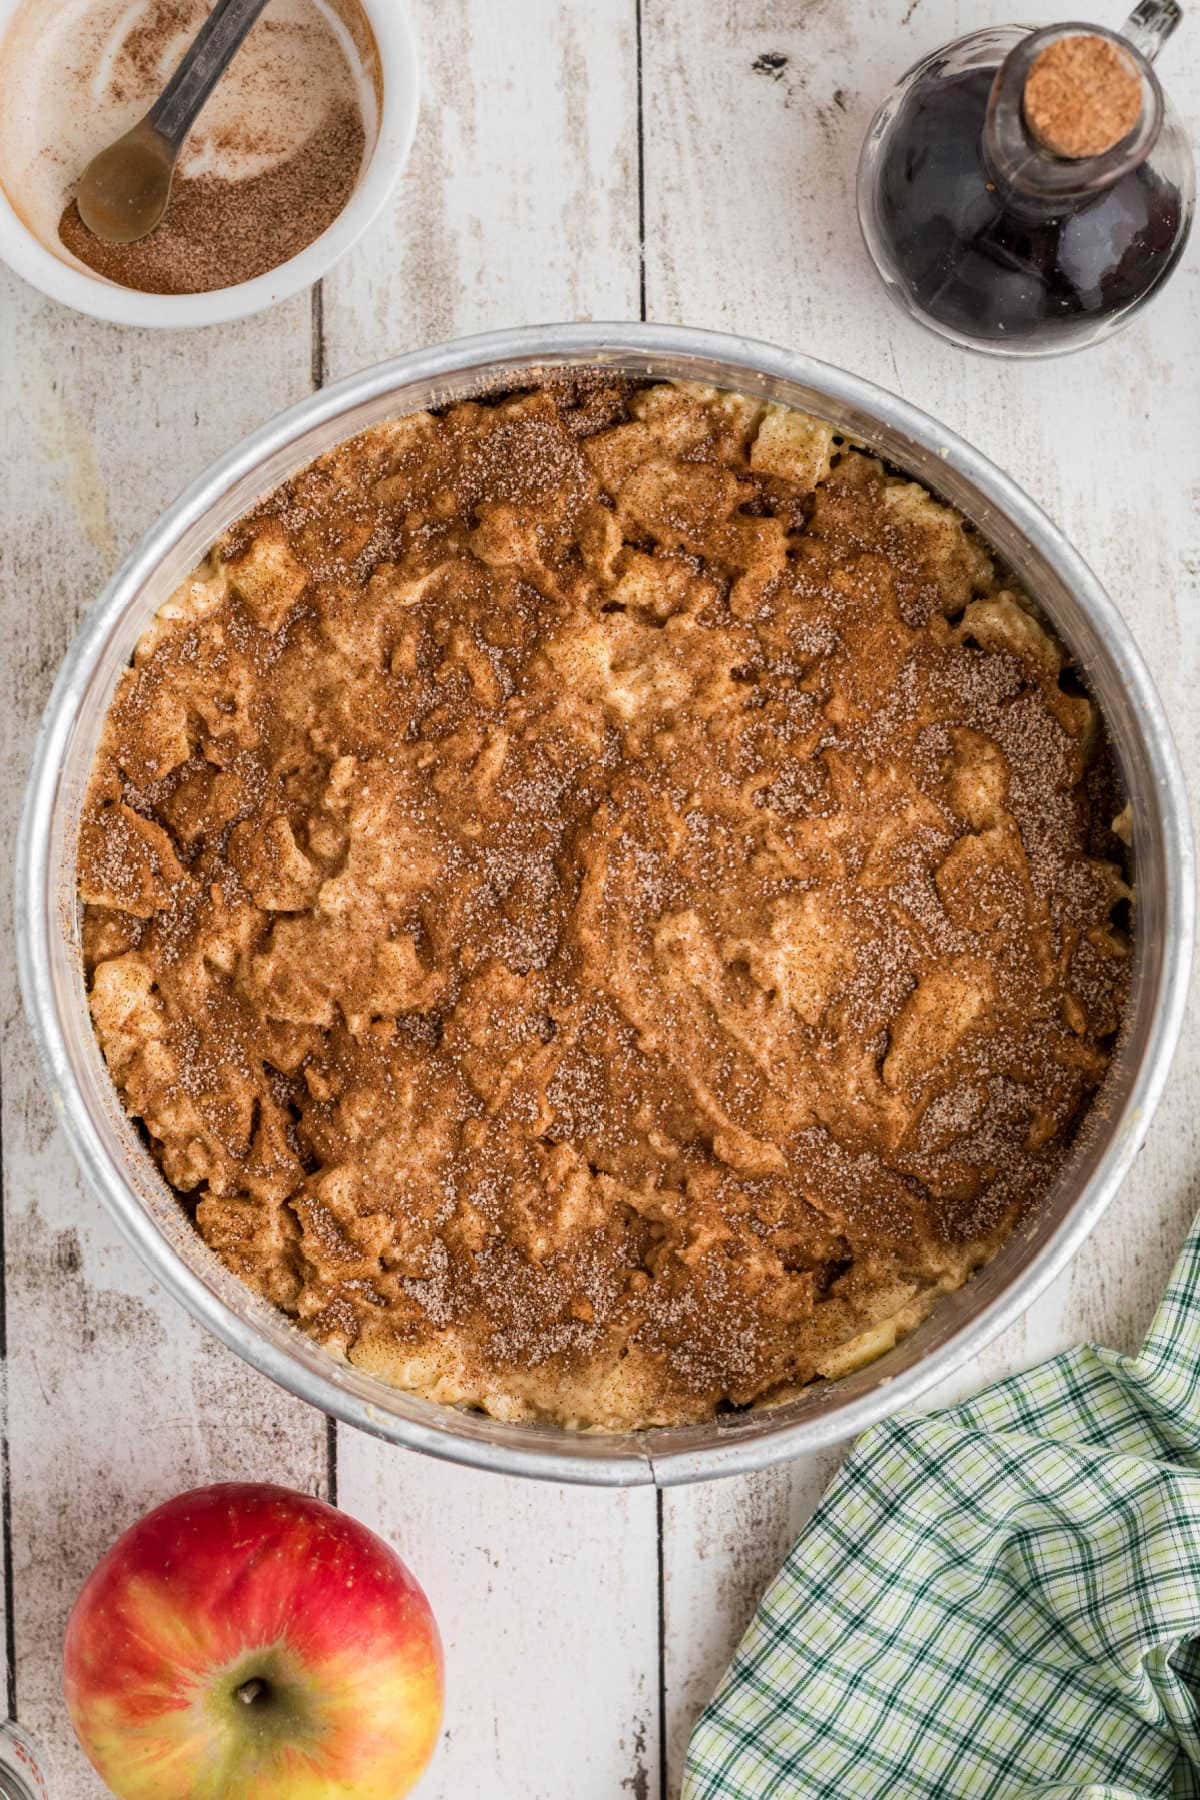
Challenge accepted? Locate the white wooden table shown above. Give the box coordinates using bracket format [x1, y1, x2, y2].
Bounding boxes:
[1, 3, 1197, 1794]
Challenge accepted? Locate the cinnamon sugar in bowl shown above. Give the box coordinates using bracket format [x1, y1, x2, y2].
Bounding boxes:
[0, 0, 418, 327]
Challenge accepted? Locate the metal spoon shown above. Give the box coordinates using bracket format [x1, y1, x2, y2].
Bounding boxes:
[76, 0, 272, 245]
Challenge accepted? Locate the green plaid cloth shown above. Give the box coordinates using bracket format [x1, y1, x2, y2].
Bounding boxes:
[684, 1216, 1200, 1800]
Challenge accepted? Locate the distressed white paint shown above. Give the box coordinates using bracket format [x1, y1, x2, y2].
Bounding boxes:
[643, 2, 1200, 1789]
[322, 0, 640, 374]
[0, 288, 329, 1799]
[325, 8, 658, 1799]
[0, 2, 1196, 1795]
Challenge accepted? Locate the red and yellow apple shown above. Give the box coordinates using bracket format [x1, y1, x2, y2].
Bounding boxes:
[63, 1482, 443, 1800]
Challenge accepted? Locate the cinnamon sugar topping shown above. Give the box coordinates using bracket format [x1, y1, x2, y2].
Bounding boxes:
[78, 378, 1132, 1429]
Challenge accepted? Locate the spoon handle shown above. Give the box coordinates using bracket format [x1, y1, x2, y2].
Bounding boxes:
[148, 0, 272, 150]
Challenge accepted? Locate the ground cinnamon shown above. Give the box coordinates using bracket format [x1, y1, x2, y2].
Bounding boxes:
[59, 100, 365, 294]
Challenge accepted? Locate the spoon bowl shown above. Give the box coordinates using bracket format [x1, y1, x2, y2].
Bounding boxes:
[76, 119, 175, 245]
[71, 0, 269, 247]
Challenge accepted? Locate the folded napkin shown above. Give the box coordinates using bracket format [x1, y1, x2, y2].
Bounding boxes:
[684, 1217, 1200, 1800]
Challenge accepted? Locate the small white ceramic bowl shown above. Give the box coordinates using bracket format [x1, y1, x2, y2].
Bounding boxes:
[0, 0, 419, 328]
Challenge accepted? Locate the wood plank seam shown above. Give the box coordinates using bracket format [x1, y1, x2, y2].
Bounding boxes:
[310, 271, 337, 1512]
[311, 280, 326, 393]
[636, 0, 647, 324]
[0, 1050, 13, 1721]
[1, 1393, 13, 1721]
[656, 1486, 667, 1800]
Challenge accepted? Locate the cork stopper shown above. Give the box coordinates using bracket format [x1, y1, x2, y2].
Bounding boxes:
[1023, 34, 1144, 159]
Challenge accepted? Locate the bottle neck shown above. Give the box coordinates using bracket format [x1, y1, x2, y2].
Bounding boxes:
[982, 17, 1169, 214]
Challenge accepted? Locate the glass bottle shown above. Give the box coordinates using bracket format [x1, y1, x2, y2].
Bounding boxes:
[856, 3, 1195, 355]
[0, 1722, 48, 1800]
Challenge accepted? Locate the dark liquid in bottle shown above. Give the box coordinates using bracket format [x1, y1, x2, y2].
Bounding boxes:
[876, 65, 1185, 349]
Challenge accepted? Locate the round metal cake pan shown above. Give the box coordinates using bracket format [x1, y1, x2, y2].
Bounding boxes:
[15, 323, 1194, 1485]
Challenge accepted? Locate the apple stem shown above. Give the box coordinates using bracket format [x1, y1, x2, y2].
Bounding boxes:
[235, 1678, 268, 1706]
